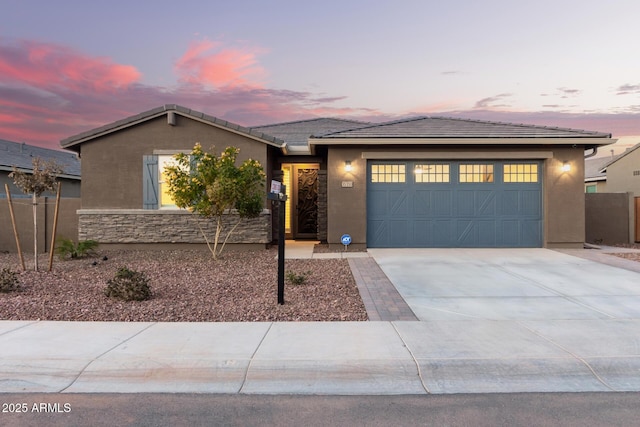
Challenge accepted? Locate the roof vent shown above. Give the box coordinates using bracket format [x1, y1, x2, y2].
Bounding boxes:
[167, 111, 176, 126]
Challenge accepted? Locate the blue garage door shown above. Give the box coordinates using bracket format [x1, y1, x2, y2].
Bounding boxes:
[367, 161, 542, 248]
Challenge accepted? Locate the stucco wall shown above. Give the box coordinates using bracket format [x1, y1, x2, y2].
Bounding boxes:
[79, 114, 268, 209]
[326, 145, 589, 248]
[0, 197, 80, 253]
[585, 192, 630, 244]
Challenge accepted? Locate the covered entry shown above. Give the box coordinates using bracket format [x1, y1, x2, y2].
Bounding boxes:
[367, 160, 543, 248]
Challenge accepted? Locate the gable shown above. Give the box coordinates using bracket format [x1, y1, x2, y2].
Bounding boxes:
[61, 104, 284, 153]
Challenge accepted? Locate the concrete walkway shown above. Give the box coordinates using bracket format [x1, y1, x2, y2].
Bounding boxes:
[2, 244, 640, 395]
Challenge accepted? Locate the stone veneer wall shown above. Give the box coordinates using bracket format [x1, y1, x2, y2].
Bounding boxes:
[317, 170, 327, 242]
[78, 209, 271, 244]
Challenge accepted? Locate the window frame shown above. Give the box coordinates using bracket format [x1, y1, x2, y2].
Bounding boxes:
[414, 163, 451, 183]
[458, 163, 494, 183]
[370, 163, 407, 183]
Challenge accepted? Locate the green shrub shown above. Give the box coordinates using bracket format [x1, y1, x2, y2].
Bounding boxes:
[104, 267, 152, 301]
[55, 238, 99, 260]
[286, 270, 310, 286]
[0, 268, 20, 293]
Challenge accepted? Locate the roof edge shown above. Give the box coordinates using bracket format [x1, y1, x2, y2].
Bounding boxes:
[60, 104, 286, 150]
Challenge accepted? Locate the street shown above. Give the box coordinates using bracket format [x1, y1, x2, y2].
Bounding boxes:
[2, 393, 639, 426]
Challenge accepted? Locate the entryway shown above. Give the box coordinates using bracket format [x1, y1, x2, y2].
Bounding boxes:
[281, 163, 319, 239]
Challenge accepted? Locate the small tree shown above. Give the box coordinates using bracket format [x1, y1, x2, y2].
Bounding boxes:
[9, 158, 63, 271]
[164, 144, 265, 259]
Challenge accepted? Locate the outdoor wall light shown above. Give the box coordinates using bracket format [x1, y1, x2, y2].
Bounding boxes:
[345, 160, 352, 172]
[414, 165, 423, 174]
[562, 161, 571, 172]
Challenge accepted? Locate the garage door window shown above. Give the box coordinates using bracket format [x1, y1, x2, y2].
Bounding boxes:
[414, 164, 450, 183]
[459, 164, 494, 183]
[371, 164, 406, 183]
[504, 164, 539, 183]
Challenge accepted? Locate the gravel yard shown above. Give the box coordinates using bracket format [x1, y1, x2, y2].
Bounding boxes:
[0, 249, 368, 322]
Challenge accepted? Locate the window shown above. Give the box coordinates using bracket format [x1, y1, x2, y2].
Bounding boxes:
[142, 152, 190, 210]
[586, 184, 597, 193]
[158, 155, 183, 208]
[503, 164, 539, 183]
[371, 164, 406, 183]
[414, 164, 450, 183]
[459, 164, 494, 183]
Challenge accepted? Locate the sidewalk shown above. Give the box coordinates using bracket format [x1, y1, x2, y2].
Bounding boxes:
[2, 243, 640, 395]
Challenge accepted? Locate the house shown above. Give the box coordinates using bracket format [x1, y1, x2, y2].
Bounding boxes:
[584, 143, 640, 243]
[60, 104, 614, 249]
[0, 138, 81, 198]
[0, 139, 81, 253]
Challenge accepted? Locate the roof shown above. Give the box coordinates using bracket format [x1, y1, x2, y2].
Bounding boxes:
[312, 116, 613, 140]
[585, 156, 617, 181]
[251, 118, 370, 147]
[60, 104, 285, 152]
[584, 143, 640, 182]
[0, 138, 80, 179]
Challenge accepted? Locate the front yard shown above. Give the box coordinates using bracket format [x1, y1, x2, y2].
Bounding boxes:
[0, 249, 368, 322]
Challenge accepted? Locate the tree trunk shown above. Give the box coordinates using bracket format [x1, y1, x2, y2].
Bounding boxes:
[32, 192, 38, 271]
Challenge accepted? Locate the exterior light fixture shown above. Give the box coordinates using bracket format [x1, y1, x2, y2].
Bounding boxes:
[562, 161, 571, 172]
[345, 160, 352, 172]
[414, 165, 423, 174]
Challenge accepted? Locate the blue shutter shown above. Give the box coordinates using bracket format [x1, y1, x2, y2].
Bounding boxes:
[143, 155, 158, 209]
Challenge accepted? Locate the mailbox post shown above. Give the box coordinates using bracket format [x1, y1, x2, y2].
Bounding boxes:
[268, 180, 288, 305]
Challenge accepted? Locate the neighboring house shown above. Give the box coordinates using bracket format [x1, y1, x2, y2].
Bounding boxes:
[588, 143, 640, 242]
[60, 104, 614, 249]
[583, 150, 629, 193]
[0, 138, 81, 198]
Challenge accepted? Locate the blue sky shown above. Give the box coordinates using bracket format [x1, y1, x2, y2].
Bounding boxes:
[1, 0, 639, 153]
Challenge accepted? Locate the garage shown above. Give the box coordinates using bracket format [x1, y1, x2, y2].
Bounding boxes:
[367, 160, 542, 248]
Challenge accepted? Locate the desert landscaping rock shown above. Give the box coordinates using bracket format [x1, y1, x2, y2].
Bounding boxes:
[0, 249, 368, 322]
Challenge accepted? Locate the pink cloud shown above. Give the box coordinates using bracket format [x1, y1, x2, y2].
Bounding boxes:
[0, 39, 141, 93]
[174, 39, 266, 88]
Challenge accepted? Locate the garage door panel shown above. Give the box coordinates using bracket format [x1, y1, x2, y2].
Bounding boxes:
[456, 191, 475, 216]
[521, 190, 542, 216]
[522, 220, 542, 245]
[478, 220, 497, 245]
[501, 220, 520, 246]
[412, 220, 430, 245]
[389, 220, 409, 246]
[433, 220, 453, 246]
[414, 190, 431, 215]
[433, 190, 453, 216]
[367, 160, 542, 248]
[389, 190, 409, 215]
[369, 190, 389, 216]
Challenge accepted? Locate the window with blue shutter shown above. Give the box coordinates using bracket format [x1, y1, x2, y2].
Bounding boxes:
[143, 155, 158, 209]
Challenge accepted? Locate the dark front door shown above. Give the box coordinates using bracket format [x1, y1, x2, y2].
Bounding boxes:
[295, 166, 318, 238]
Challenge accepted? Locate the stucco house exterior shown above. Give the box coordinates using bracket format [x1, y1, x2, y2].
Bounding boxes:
[60, 104, 614, 250]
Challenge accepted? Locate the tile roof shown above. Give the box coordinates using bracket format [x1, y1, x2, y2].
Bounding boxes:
[251, 118, 370, 147]
[584, 156, 617, 181]
[60, 104, 285, 150]
[0, 138, 80, 178]
[313, 116, 612, 139]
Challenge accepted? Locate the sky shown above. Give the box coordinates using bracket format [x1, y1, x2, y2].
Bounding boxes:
[1, 0, 639, 156]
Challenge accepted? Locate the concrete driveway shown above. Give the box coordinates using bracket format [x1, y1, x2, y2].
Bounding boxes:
[368, 248, 640, 392]
[368, 248, 640, 321]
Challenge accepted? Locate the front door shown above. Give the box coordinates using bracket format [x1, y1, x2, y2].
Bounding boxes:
[282, 163, 319, 239]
